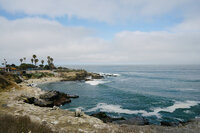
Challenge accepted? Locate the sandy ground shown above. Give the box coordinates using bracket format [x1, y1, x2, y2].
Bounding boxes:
[0, 77, 200, 133]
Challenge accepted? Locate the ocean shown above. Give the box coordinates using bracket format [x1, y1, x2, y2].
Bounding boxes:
[38, 65, 200, 124]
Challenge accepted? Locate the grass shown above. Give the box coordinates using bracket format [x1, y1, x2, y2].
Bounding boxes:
[0, 114, 56, 133]
[0, 72, 22, 84]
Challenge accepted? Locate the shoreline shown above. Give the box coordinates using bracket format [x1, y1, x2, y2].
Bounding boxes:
[0, 76, 200, 132]
[0, 77, 114, 132]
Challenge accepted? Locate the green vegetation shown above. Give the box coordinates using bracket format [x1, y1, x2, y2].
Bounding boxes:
[1, 55, 56, 71]
[0, 72, 22, 90]
[0, 75, 11, 89]
[19, 63, 36, 70]
[0, 114, 55, 133]
[23, 72, 55, 80]
[0, 71, 22, 84]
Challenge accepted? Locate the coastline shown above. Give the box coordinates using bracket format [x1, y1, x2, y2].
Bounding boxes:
[0, 77, 118, 132]
[0, 76, 200, 133]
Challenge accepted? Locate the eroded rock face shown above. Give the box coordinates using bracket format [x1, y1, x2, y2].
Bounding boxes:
[24, 90, 76, 107]
[90, 112, 125, 123]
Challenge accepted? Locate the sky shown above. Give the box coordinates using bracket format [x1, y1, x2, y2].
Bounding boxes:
[0, 0, 200, 65]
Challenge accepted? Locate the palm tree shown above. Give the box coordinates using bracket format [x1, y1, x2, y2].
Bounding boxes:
[31, 58, 34, 64]
[47, 56, 51, 66]
[20, 58, 23, 64]
[50, 58, 53, 63]
[34, 59, 39, 66]
[23, 57, 26, 63]
[33, 54, 37, 60]
[41, 60, 44, 65]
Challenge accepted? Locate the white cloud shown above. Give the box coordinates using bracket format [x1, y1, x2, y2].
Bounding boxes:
[0, 16, 109, 64]
[0, 16, 200, 65]
[0, 0, 193, 23]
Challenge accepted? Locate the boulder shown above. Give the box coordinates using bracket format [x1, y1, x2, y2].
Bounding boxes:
[160, 121, 179, 126]
[75, 108, 83, 117]
[33, 98, 54, 107]
[24, 90, 75, 107]
[67, 94, 79, 98]
[39, 90, 62, 100]
[113, 116, 149, 125]
[90, 112, 125, 123]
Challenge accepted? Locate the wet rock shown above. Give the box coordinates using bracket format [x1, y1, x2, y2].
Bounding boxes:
[67, 94, 79, 98]
[160, 121, 179, 126]
[89, 73, 104, 79]
[113, 116, 149, 125]
[90, 112, 125, 123]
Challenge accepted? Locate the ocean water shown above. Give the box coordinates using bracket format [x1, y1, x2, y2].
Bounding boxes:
[38, 65, 200, 124]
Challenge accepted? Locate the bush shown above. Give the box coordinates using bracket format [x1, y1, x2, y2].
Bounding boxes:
[0, 114, 56, 133]
[23, 72, 54, 79]
[44, 65, 50, 70]
[19, 63, 36, 70]
[0, 72, 22, 84]
[0, 75, 11, 89]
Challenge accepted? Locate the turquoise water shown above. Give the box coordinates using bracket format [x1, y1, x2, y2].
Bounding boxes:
[38, 65, 200, 124]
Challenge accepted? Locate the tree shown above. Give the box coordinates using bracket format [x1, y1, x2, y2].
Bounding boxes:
[46, 56, 55, 70]
[20, 58, 23, 64]
[31, 58, 34, 64]
[41, 60, 44, 65]
[50, 58, 53, 63]
[23, 57, 26, 63]
[33, 54, 37, 60]
[34, 59, 39, 66]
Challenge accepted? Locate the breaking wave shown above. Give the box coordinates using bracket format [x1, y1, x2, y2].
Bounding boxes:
[86, 101, 200, 118]
[99, 72, 120, 77]
[85, 79, 110, 86]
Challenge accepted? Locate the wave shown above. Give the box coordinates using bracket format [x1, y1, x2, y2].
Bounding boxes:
[144, 100, 200, 117]
[86, 103, 147, 115]
[99, 72, 120, 77]
[86, 101, 200, 118]
[85, 79, 110, 86]
[169, 88, 197, 91]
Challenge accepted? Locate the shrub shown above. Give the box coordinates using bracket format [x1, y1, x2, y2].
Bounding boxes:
[0, 114, 56, 133]
[19, 63, 36, 70]
[0, 75, 11, 89]
[0, 72, 22, 84]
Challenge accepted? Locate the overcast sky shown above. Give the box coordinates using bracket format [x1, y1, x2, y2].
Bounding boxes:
[0, 0, 200, 65]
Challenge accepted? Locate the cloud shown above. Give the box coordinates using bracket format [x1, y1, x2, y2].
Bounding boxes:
[112, 31, 200, 64]
[0, 16, 200, 65]
[0, 16, 109, 64]
[0, 0, 194, 23]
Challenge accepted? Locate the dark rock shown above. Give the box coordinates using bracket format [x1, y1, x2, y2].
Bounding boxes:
[24, 90, 75, 107]
[67, 95, 79, 98]
[90, 112, 125, 123]
[160, 121, 179, 126]
[33, 98, 54, 107]
[113, 116, 149, 125]
[90, 73, 104, 79]
[39, 91, 62, 100]
[1, 104, 8, 108]
[24, 97, 35, 104]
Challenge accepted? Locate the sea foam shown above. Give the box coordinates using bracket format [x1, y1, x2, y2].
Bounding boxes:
[85, 79, 109, 86]
[86, 101, 200, 118]
[99, 72, 120, 77]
